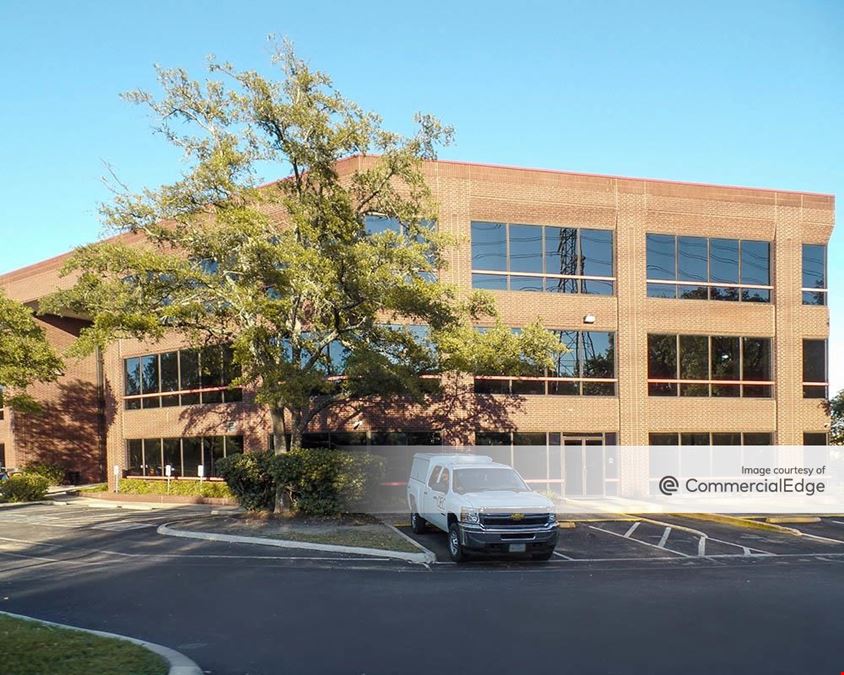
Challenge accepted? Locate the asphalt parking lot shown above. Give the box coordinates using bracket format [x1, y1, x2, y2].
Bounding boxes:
[397, 513, 844, 566]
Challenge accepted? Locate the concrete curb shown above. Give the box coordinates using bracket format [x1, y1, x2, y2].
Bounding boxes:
[157, 522, 435, 564]
[681, 513, 804, 536]
[378, 520, 438, 564]
[0, 609, 202, 675]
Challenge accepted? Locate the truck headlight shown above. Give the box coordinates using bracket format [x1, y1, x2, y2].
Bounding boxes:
[460, 508, 480, 524]
[548, 512, 557, 524]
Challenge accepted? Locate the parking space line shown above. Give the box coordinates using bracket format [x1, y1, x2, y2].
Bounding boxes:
[657, 527, 671, 548]
[624, 522, 640, 538]
[553, 551, 574, 560]
[589, 525, 690, 557]
[698, 537, 706, 557]
[831, 521, 844, 527]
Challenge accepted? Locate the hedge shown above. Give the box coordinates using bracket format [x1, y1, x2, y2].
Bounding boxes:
[0, 474, 50, 502]
[117, 478, 233, 498]
[21, 462, 65, 486]
[215, 452, 276, 511]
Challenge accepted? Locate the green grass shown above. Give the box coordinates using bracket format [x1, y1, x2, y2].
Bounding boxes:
[0, 615, 168, 675]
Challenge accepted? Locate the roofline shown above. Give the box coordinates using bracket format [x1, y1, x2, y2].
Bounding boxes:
[423, 157, 835, 200]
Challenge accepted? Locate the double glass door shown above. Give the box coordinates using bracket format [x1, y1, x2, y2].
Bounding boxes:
[563, 436, 605, 497]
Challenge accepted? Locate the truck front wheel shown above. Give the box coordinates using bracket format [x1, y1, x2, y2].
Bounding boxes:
[448, 522, 468, 563]
[410, 510, 427, 534]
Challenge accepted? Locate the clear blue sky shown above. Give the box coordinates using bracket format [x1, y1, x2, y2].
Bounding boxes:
[1, 0, 842, 388]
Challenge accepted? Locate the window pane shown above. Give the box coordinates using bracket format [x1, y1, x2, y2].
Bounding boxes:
[182, 438, 202, 478]
[141, 355, 159, 394]
[180, 349, 200, 390]
[582, 331, 614, 378]
[743, 288, 770, 303]
[649, 433, 679, 445]
[803, 290, 826, 306]
[163, 438, 182, 477]
[648, 382, 677, 396]
[474, 378, 510, 394]
[647, 283, 676, 298]
[711, 336, 740, 380]
[742, 338, 771, 381]
[406, 431, 441, 446]
[648, 335, 677, 379]
[201, 347, 223, 388]
[679, 335, 708, 380]
[160, 351, 179, 392]
[741, 241, 770, 286]
[743, 384, 772, 398]
[545, 276, 579, 293]
[551, 331, 579, 377]
[472, 273, 508, 290]
[803, 384, 827, 399]
[678, 285, 708, 300]
[803, 433, 827, 445]
[222, 346, 240, 386]
[144, 438, 162, 476]
[471, 222, 507, 271]
[509, 275, 544, 292]
[511, 379, 545, 395]
[124, 358, 141, 397]
[680, 433, 710, 446]
[508, 224, 543, 274]
[710, 239, 739, 284]
[580, 229, 613, 278]
[583, 381, 614, 396]
[545, 226, 578, 277]
[581, 280, 614, 295]
[204, 436, 224, 477]
[127, 439, 143, 476]
[225, 435, 243, 455]
[678, 237, 707, 282]
[712, 433, 741, 445]
[743, 433, 772, 445]
[365, 215, 402, 236]
[475, 432, 511, 446]
[802, 339, 826, 383]
[646, 234, 676, 281]
[710, 286, 739, 302]
[802, 244, 826, 291]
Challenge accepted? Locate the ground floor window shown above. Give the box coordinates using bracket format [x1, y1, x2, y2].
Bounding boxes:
[803, 432, 828, 445]
[475, 431, 618, 497]
[126, 435, 243, 478]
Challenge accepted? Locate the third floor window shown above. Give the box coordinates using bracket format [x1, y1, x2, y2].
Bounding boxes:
[646, 234, 771, 302]
[471, 222, 614, 295]
[802, 244, 827, 306]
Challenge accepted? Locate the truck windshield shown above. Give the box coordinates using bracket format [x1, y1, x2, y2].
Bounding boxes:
[452, 468, 529, 494]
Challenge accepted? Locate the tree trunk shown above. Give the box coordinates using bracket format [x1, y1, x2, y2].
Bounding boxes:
[270, 406, 287, 456]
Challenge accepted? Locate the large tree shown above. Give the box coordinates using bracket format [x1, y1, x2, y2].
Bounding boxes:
[0, 291, 63, 412]
[43, 43, 562, 451]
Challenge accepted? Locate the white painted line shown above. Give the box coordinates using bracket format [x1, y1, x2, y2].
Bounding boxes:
[657, 527, 672, 549]
[698, 537, 706, 557]
[589, 525, 690, 557]
[553, 551, 574, 560]
[831, 521, 844, 526]
[624, 522, 640, 538]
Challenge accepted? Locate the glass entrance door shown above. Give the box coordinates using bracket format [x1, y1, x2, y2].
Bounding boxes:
[562, 435, 606, 497]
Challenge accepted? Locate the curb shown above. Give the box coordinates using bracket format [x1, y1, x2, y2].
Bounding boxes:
[378, 520, 438, 564]
[681, 513, 803, 536]
[0, 609, 202, 675]
[157, 522, 435, 564]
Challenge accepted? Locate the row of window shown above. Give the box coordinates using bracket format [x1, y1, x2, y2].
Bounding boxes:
[124, 346, 242, 410]
[126, 435, 244, 478]
[475, 330, 616, 396]
[468, 221, 828, 305]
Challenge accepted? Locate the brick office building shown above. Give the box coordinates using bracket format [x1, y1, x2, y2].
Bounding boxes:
[0, 158, 833, 494]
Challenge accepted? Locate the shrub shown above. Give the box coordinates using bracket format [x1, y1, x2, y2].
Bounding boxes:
[0, 474, 50, 502]
[21, 462, 65, 486]
[270, 448, 385, 516]
[117, 479, 233, 499]
[216, 452, 277, 511]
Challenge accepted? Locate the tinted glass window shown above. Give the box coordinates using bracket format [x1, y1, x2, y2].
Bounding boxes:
[711, 336, 740, 380]
[144, 438, 162, 475]
[545, 226, 578, 276]
[551, 330, 579, 377]
[580, 229, 613, 278]
[475, 432, 510, 446]
[582, 331, 614, 378]
[678, 237, 708, 282]
[802, 244, 826, 290]
[471, 222, 507, 271]
[648, 335, 677, 379]
[180, 349, 200, 389]
[124, 358, 140, 396]
[646, 234, 676, 281]
[710, 239, 739, 284]
[472, 274, 507, 290]
[803, 339, 826, 383]
[127, 439, 143, 474]
[163, 438, 182, 477]
[679, 335, 709, 380]
[365, 215, 402, 236]
[804, 433, 827, 445]
[743, 433, 772, 445]
[160, 351, 179, 392]
[741, 241, 770, 285]
[743, 338, 772, 381]
[508, 224, 543, 274]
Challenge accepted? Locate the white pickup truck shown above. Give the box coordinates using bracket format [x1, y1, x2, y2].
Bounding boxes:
[407, 453, 558, 562]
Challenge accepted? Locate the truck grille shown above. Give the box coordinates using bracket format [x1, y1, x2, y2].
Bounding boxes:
[480, 513, 549, 527]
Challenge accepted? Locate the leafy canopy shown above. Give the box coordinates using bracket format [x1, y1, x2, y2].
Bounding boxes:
[42, 41, 563, 447]
[0, 291, 63, 412]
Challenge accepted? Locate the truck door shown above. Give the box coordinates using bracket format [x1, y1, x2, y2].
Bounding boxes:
[423, 465, 448, 531]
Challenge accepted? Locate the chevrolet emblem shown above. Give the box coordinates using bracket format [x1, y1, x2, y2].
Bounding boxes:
[510, 513, 525, 521]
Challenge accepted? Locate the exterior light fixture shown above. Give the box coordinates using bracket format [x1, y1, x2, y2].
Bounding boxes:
[583, 314, 596, 324]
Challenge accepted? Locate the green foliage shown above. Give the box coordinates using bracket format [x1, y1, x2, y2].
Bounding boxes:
[829, 389, 844, 445]
[0, 474, 50, 502]
[270, 447, 385, 516]
[21, 462, 66, 486]
[216, 452, 277, 511]
[0, 291, 63, 413]
[117, 478, 232, 498]
[41, 41, 564, 450]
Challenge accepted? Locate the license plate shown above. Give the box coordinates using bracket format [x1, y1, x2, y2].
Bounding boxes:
[509, 543, 527, 553]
